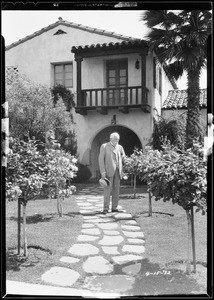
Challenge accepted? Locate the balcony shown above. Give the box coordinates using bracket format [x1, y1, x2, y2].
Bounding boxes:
[75, 86, 150, 115]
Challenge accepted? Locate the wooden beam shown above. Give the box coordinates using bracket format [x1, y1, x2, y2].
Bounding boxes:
[74, 46, 148, 58]
[141, 104, 151, 113]
[96, 107, 108, 115]
[118, 106, 129, 114]
[74, 55, 83, 106]
[75, 108, 87, 115]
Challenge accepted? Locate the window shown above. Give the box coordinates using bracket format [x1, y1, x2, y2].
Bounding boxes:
[106, 59, 128, 104]
[54, 63, 73, 88]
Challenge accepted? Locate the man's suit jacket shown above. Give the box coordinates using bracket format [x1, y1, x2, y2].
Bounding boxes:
[98, 142, 125, 179]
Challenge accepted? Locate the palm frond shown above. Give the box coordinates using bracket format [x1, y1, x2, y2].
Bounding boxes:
[163, 62, 184, 80]
[140, 10, 168, 27]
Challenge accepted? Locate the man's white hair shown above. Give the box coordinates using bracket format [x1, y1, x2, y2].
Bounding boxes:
[110, 132, 120, 140]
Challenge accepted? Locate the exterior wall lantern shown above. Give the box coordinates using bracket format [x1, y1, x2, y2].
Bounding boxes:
[135, 59, 140, 70]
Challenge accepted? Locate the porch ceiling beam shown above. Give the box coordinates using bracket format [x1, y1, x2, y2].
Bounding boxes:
[96, 107, 108, 115]
[73, 47, 148, 58]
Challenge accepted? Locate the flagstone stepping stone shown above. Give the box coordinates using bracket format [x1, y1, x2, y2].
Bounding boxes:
[85, 218, 105, 223]
[122, 245, 145, 254]
[102, 246, 120, 255]
[125, 220, 138, 225]
[103, 230, 120, 235]
[111, 254, 143, 264]
[81, 228, 101, 235]
[87, 199, 102, 202]
[94, 204, 103, 208]
[68, 244, 99, 256]
[122, 263, 141, 275]
[121, 225, 141, 231]
[59, 256, 80, 263]
[122, 231, 144, 238]
[82, 223, 95, 228]
[98, 235, 123, 245]
[83, 274, 135, 293]
[78, 235, 99, 242]
[79, 210, 95, 215]
[113, 213, 133, 220]
[95, 219, 114, 223]
[127, 238, 145, 244]
[41, 267, 80, 286]
[83, 216, 99, 219]
[83, 256, 113, 274]
[77, 202, 93, 207]
[97, 223, 119, 230]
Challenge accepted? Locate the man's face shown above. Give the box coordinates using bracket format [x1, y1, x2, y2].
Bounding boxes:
[111, 136, 119, 147]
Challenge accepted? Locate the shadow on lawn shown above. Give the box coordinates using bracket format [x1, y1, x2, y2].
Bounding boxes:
[128, 258, 202, 296]
[134, 211, 174, 218]
[6, 246, 52, 272]
[9, 212, 78, 224]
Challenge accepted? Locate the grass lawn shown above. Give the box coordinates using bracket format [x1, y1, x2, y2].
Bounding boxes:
[6, 195, 83, 285]
[5, 183, 208, 294]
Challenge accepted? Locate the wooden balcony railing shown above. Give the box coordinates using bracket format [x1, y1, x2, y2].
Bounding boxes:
[75, 86, 150, 115]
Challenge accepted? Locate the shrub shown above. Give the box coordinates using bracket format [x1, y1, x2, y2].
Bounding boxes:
[151, 115, 186, 150]
[71, 163, 92, 183]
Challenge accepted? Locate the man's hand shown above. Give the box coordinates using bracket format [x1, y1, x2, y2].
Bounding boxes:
[101, 172, 106, 179]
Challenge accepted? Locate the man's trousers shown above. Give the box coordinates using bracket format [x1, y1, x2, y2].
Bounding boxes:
[103, 168, 120, 211]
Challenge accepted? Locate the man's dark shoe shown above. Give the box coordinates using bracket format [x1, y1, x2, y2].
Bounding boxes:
[112, 209, 120, 212]
[102, 210, 108, 214]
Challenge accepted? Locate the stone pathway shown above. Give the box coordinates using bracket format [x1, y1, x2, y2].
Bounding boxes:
[41, 185, 146, 295]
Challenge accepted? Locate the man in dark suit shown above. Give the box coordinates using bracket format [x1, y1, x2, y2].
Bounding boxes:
[98, 132, 126, 214]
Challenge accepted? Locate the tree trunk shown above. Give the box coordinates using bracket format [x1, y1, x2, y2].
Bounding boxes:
[22, 201, 28, 257]
[133, 175, 137, 199]
[191, 206, 197, 273]
[148, 191, 152, 216]
[56, 186, 62, 217]
[186, 69, 201, 149]
[17, 197, 22, 255]
[185, 209, 192, 274]
[57, 196, 63, 217]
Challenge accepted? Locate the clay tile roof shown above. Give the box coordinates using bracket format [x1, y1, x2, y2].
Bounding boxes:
[163, 89, 207, 109]
[5, 17, 138, 50]
[71, 39, 147, 53]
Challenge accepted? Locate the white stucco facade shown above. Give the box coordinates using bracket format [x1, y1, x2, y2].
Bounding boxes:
[5, 20, 175, 178]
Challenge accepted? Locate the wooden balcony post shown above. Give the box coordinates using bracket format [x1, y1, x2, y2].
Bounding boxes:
[75, 54, 83, 106]
[139, 51, 147, 104]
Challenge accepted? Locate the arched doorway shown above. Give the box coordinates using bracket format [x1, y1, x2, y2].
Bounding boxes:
[90, 125, 142, 178]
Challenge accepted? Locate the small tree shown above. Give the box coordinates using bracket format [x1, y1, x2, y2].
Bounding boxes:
[6, 137, 78, 256]
[44, 147, 78, 217]
[123, 150, 143, 199]
[124, 149, 153, 215]
[6, 138, 47, 256]
[140, 141, 207, 273]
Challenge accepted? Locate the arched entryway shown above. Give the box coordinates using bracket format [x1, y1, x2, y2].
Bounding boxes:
[90, 125, 142, 178]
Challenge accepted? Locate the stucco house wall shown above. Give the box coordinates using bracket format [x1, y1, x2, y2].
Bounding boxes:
[5, 24, 129, 89]
[5, 19, 176, 178]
